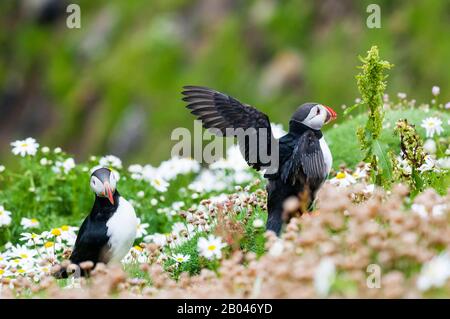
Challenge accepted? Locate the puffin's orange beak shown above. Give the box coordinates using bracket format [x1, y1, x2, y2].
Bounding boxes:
[324, 105, 337, 123]
[103, 182, 114, 205]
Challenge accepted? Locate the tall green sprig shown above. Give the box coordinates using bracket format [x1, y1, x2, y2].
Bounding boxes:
[346, 46, 393, 185]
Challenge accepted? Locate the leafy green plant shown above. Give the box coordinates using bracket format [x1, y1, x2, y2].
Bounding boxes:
[345, 46, 393, 186]
[390, 119, 448, 195]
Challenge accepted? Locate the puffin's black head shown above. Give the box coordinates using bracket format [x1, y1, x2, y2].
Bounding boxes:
[290, 103, 337, 130]
[90, 167, 117, 205]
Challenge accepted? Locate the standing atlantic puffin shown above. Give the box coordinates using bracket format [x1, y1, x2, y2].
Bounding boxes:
[182, 86, 337, 235]
[56, 167, 137, 277]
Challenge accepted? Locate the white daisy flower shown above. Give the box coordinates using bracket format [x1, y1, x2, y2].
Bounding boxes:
[172, 253, 190, 263]
[144, 233, 167, 247]
[125, 245, 148, 264]
[19, 232, 43, 246]
[423, 139, 437, 154]
[20, 218, 40, 229]
[9, 245, 37, 263]
[150, 176, 169, 192]
[136, 218, 149, 238]
[128, 164, 144, 180]
[128, 164, 143, 174]
[156, 157, 200, 181]
[0, 253, 8, 266]
[99, 155, 122, 169]
[0, 206, 12, 227]
[41, 240, 64, 254]
[210, 145, 248, 171]
[10, 137, 39, 157]
[421, 117, 444, 138]
[197, 235, 227, 260]
[352, 164, 370, 180]
[329, 171, 356, 187]
[40, 158, 49, 166]
[418, 155, 440, 173]
[188, 170, 228, 193]
[0, 165, 5, 173]
[52, 158, 76, 174]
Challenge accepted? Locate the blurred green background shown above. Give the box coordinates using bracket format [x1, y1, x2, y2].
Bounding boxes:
[0, 0, 449, 166]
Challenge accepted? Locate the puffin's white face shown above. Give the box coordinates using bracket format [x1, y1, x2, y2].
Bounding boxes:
[301, 104, 332, 130]
[90, 168, 117, 204]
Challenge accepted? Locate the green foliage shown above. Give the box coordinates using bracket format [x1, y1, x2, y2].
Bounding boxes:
[326, 108, 450, 170]
[1, 1, 450, 166]
[346, 46, 393, 185]
[391, 119, 426, 193]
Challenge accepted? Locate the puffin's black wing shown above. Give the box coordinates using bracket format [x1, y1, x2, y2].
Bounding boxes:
[69, 216, 110, 265]
[182, 86, 277, 171]
[281, 130, 326, 188]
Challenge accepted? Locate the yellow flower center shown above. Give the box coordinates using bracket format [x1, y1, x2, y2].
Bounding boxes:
[21, 143, 28, 148]
[44, 242, 54, 248]
[134, 245, 143, 252]
[31, 218, 38, 223]
[207, 245, 216, 251]
[20, 253, 28, 259]
[13, 259, 20, 264]
[61, 225, 69, 231]
[17, 269, 25, 274]
[0, 269, 4, 275]
[176, 257, 184, 262]
[31, 233, 38, 239]
[51, 228, 61, 236]
[154, 179, 161, 186]
[336, 172, 346, 179]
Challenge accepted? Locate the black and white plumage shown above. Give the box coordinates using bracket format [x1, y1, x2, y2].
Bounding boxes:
[56, 168, 137, 277]
[182, 86, 337, 235]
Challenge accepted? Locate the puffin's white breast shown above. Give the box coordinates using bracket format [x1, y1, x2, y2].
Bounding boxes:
[106, 196, 137, 263]
[319, 137, 332, 175]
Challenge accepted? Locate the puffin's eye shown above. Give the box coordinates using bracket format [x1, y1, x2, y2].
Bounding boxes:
[316, 108, 320, 115]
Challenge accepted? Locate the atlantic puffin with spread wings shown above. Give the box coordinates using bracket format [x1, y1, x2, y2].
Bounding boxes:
[55, 167, 137, 277]
[182, 86, 337, 234]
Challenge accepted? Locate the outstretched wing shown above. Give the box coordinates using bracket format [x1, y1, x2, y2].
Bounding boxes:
[182, 86, 278, 171]
[281, 130, 327, 188]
